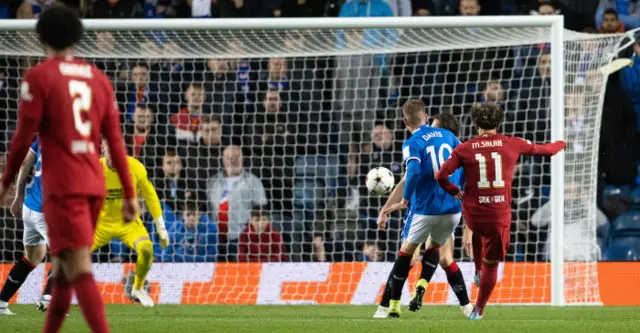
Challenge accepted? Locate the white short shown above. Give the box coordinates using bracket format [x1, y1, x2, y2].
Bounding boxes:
[403, 213, 461, 246]
[22, 205, 48, 246]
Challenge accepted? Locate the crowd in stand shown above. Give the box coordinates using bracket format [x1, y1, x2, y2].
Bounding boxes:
[0, 0, 639, 263]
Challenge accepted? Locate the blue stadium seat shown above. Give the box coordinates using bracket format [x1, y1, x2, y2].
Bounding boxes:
[597, 237, 606, 253]
[597, 221, 610, 240]
[293, 155, 338, 214]
[604, 185, 633, 198]
[631, 187, 640, 206]
[610, 211, 640, 234]
[602, 244, 640, 261]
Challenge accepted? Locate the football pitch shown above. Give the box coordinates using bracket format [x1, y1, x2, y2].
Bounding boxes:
[1, 305, 638, 333]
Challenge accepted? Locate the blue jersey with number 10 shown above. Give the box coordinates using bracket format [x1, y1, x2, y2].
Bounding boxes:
[402, 125, 463, 216]
[24, 138, 43, 213]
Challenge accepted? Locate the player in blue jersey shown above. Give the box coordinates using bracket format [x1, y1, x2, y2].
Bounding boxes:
[373, 111, 472, 319]
[375, 100, 472, 318]
[0, 138, 53, 315]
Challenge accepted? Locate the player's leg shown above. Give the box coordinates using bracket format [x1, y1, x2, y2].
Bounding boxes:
[43, 196, 109, 333]
[374, 243, 420, 318]
[438, 237, 473, 316]
[472, 230, 483, 287]
[119, 222, 154, 307]
[0, 207, 48, 315]
[470, 224, 510, 320]
[388, 215, 430, 317]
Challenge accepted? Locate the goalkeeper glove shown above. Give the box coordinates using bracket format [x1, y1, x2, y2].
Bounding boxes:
[154, 216, 170, 249]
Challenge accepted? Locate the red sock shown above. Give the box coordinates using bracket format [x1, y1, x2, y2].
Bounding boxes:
[43, 275, 72, 333]
[72, 273, 109, 333]
[475, 261, 499, 316]
[443, 261, 459, 275]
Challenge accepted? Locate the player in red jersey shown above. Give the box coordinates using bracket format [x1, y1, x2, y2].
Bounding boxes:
[436, 103, 565, 319]
[0, 6, 138, 333]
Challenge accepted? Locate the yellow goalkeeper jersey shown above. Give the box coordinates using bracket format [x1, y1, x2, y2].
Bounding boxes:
[100, 156, 162, 225]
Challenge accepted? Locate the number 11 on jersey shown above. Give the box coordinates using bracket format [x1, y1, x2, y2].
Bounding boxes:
[475, 152, 505, 189]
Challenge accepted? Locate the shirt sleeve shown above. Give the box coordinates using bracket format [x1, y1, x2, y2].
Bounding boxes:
[134, 158, 163, 220]
[29, 138, 39, 155]
[2, 72, 45, 188]
[512, 136, 567, 156]
[402, 141, 422, 167]
[436, 148, 463, 196]
[101, 77, 135, 199]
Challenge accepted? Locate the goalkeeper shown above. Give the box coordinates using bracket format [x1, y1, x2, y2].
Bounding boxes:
[90, 138, 169, 307]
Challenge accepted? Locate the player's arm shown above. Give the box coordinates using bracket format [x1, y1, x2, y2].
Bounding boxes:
[380, 175, 405, 213]
[1, 74, 44, 198]
[384, 143, 421, 214]
[134, 159, 169, 248]
[516, 137, 567, 156]
[10, 149, 37, 216]
[435, 149, 463, 199]
[101, 79, 138, 220]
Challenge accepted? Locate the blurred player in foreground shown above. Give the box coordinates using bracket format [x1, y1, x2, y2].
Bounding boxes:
[0, 138, 54, 315]
[0, 6, 138, 333]
[436, 103, 565, 319]
[373, 111, 472, 319]
[376, 100, 470, 318]
[91, 138, 169, 307]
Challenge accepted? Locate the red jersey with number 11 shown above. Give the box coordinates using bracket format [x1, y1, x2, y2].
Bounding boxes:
[436, 133, 566, 227]
[2, 56, 134, 200]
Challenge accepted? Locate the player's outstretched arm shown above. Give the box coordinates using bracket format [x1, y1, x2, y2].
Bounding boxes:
[517, 138, 567, 156]
[377, 175, 405, 230]
[436, 151, 463, 198]
[0, 74, 44, 200]
[10, 150, 37, 217]
[135, 160, 169, 248]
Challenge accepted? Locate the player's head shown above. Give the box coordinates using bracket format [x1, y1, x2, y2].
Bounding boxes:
[470, 103, 503, 133]
[182, 200, 200, 228]
[162, 151, 182, 178]
[250, 208, 271, 233]
[223, 145, 243, 176]
[36, 5, 84, 56]
[402, 99, 427, 132]
[431, 112, 461, 137]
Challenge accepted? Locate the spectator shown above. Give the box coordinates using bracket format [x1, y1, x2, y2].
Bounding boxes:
[599, 8, 624, 33]
[458, 0, 480, 15]
[518, 49, 551, 144]
[279, 0, 328, 17]
[17, 0, 57, 19]
[123, 104, 176, 167]
[207, 145, 268, 261]
[170, 82, 208, 143]
[412, 0, 432, 15]
[343, 0, 411, 16]
[247, 90, 296, 216]
[91, 0, 144, 18]
[351, 124, 402, 243]
[535, 1, 558, 15]
[596, 0, 640, 31]
[335, 0, 394, 151]
[155, 152, 196, 210]
[161, 201, 217, 262]
[237, 209, 287, 262]
[620, 40, 640, 160]
[312, 225, 357, 262]
[117, 62, 156, 122]
[178, 115, 228, 204]
[565, 87, 587, 153]
[360, 242, 384, 262]
[530, 181, 608, 261]
[217, 0, 280, 17]
[600, 69, 638, 187]
[93, 31, 128, 81]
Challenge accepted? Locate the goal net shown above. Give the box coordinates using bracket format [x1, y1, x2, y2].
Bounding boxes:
[0, 18, 626, 305]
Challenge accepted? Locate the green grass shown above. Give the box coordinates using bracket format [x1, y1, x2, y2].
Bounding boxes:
[1, 305, 639, 333]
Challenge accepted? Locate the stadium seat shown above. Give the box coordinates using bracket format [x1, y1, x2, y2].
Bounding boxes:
[602, 244, 640, 261]
[631, 187, 640, 206]
[610, 211, 640, 234]
[596, 221, 610, 240]
[604, 184, 633, 198]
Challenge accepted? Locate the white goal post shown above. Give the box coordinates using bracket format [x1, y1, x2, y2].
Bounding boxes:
[0, 16, 630, 306]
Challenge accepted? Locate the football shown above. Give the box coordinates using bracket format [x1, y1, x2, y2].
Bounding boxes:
[365, 167, 395, 195]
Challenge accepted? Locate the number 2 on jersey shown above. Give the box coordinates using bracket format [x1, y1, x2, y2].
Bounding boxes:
[69, 80, 92, 137]
[475, 152, 505, 189]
